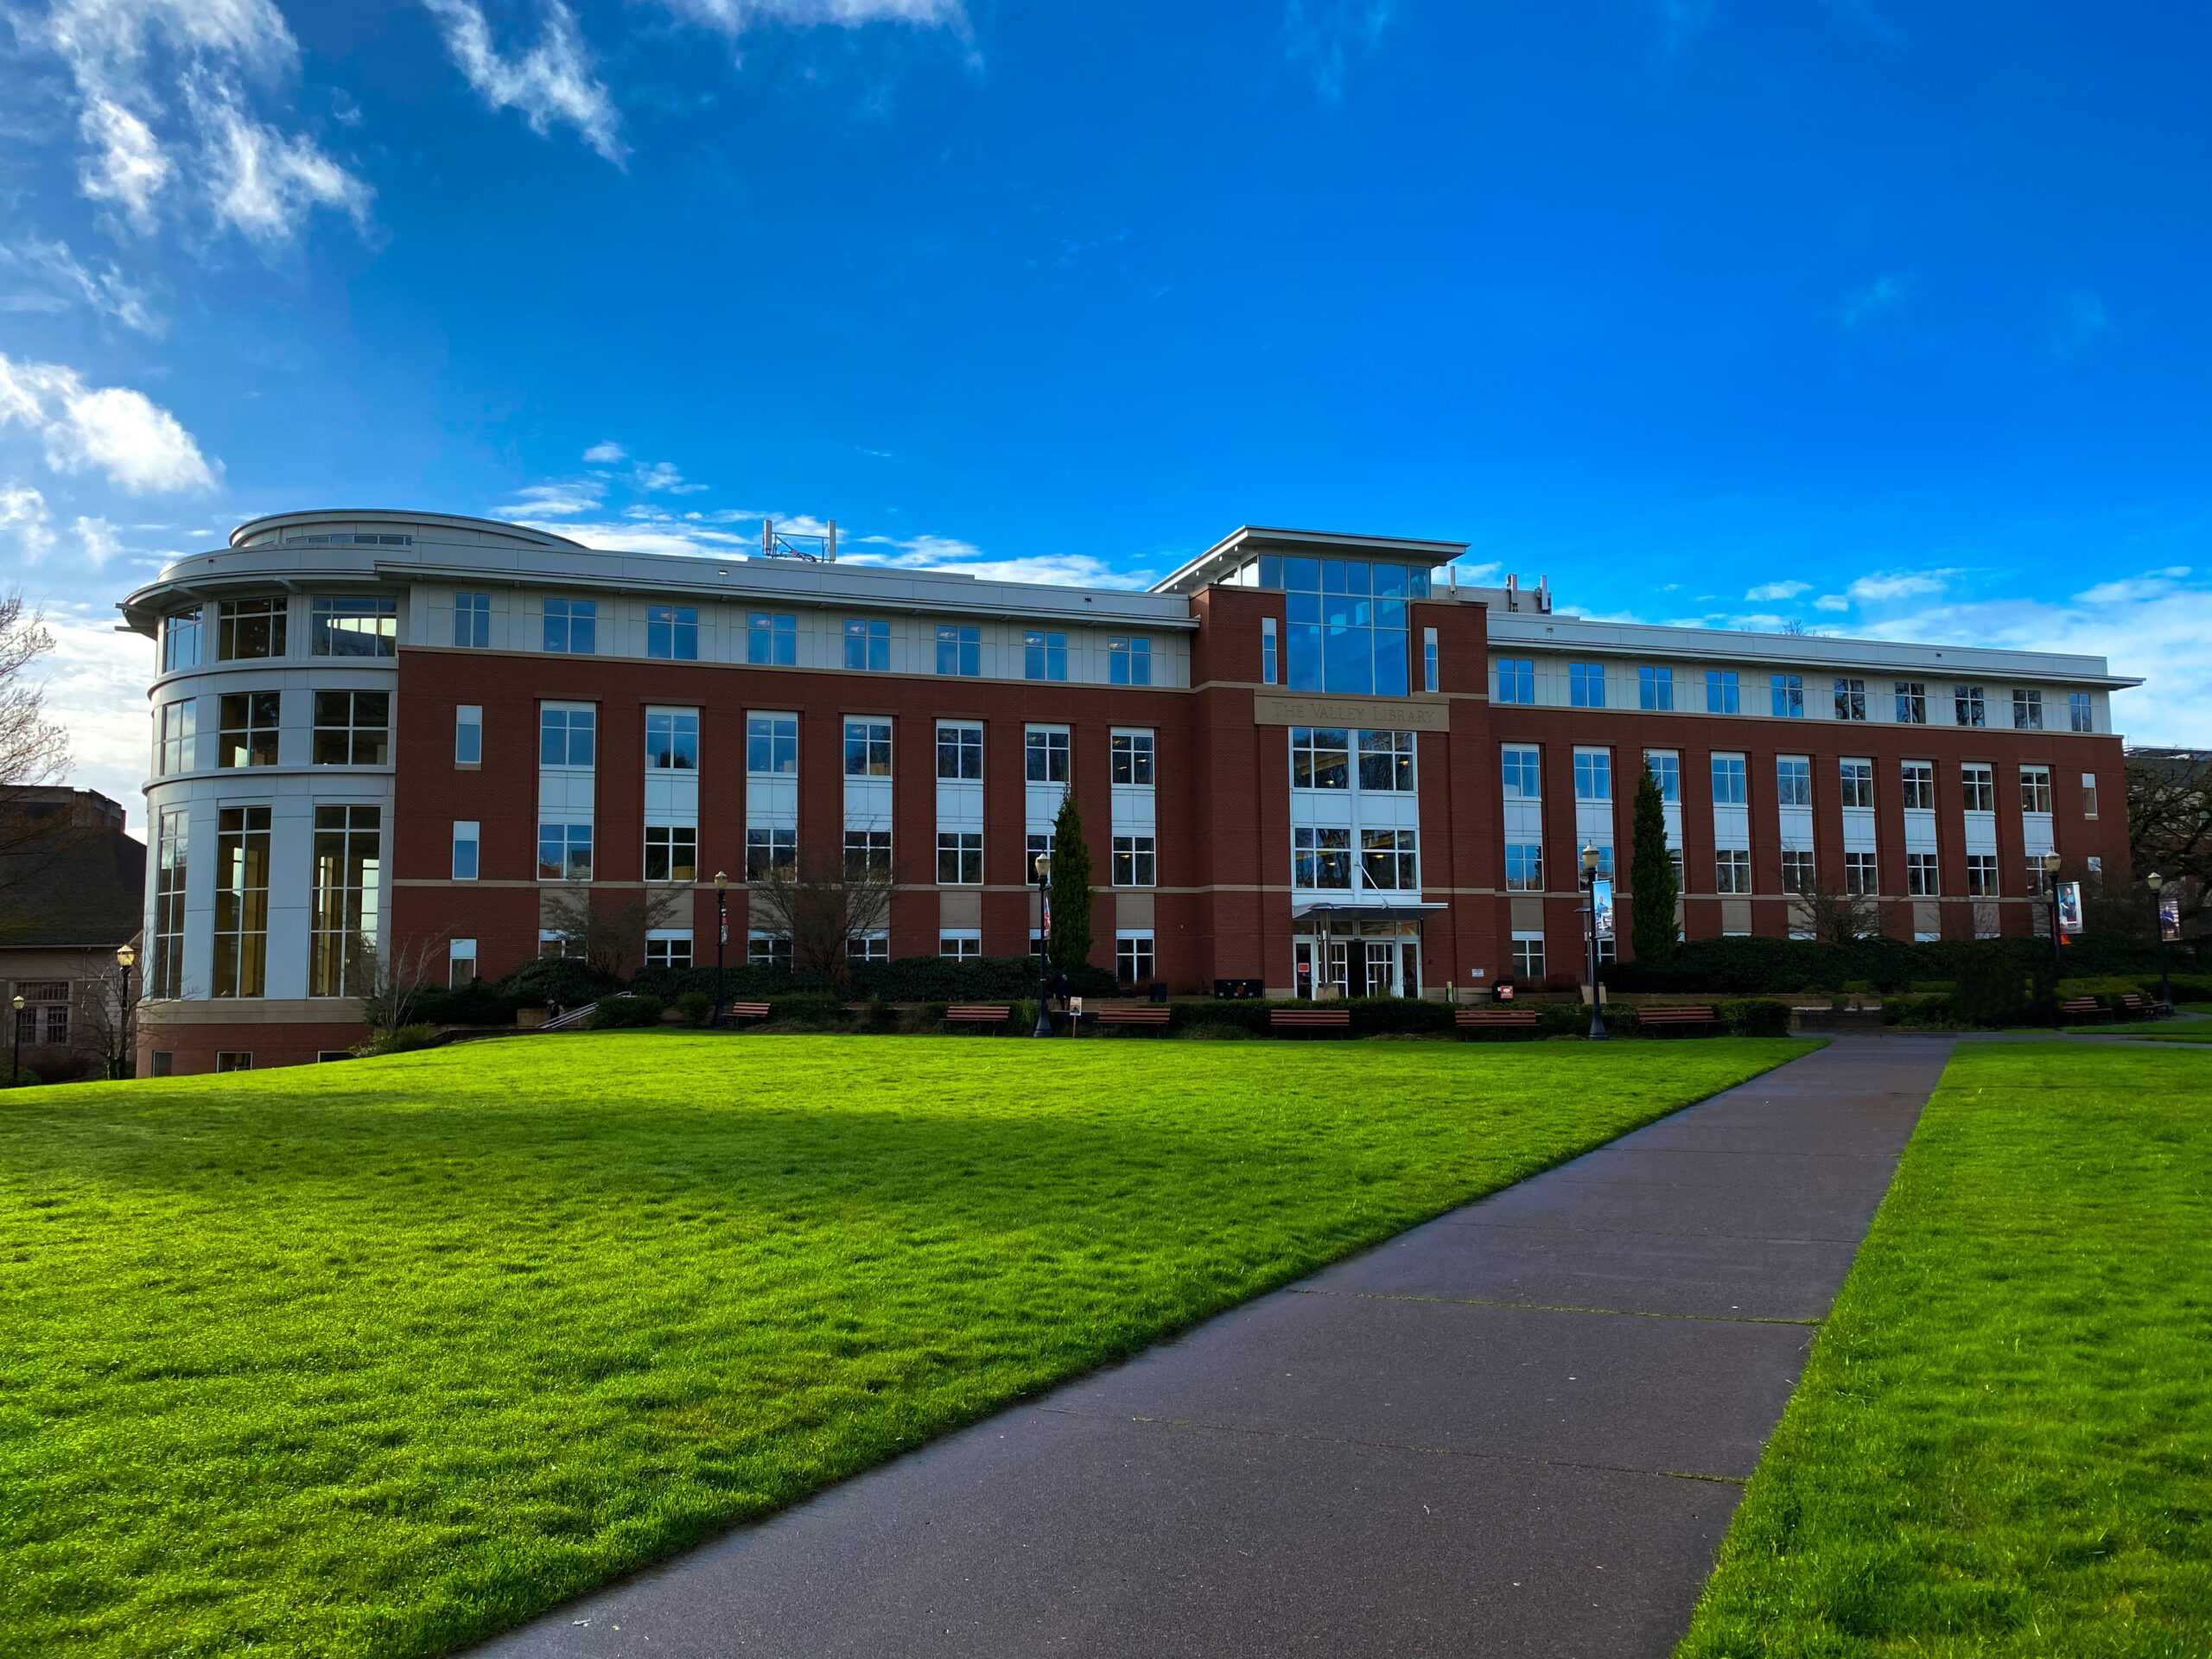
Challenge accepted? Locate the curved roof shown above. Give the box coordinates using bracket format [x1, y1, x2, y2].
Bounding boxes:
[229, 509, 587, 550]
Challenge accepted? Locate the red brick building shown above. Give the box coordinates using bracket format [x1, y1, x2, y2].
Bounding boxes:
[122, 512, 2138, 1072]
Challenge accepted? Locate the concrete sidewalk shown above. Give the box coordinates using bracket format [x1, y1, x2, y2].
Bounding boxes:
[477, 1037, 1953, 1659]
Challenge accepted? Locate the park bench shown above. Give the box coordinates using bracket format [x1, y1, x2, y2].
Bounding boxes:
[944, 1004, 1012, 1027]
[2058, 996, 2105, 1022]
[2115, 993, 2158, 1019]
[1095, 1005, 1172, 1030]
[1269, 1006, 1351, 1032]
[1638, 1005, 1722, 1032]
[721, 1001, 771, 1025]
[1455, 1007, 1540, 1033]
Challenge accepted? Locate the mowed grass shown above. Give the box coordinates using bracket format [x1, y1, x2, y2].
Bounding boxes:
[1680, 1045, 2212, 1658]
[0, 1033, 1810, 1657]
[2063, 1023, 2212, 1043]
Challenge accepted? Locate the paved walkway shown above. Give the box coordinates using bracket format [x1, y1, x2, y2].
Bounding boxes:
[478, 1037, 1954, 1659]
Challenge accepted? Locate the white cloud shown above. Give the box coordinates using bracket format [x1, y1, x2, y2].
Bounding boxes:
[78, 97, 173, 232]
[0, 238, 163, 334]
[0, 352, 220, 493]
[186, 72, 375, 245]
[1282, 0, 1394, 102]
[633, 460, 709, 494]
[1840, 272, 1910, 328]
[73, 514, 124, 569]
[1813, 593, 1850, 612]
[29, 605, 155, 830]
[1847, 569, 1955, 602]
[651, 0, 969, 36]
[514, 517, 753, 559]
[1, 485, 58, 562]
[1746, 579, 1811, 601]
[498, 479, 606, 518]
[2074, 565, 2191, 606]
[422, 0, 627, 167]
[847, 532, 1154, 589]
[582, 439, 627, 463]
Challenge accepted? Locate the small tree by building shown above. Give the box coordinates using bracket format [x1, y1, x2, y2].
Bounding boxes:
[1047, 792, 1093, 975]
[73, 950, 142, 1080]
[346, 932, 448, 1046]
[1629, 763, 1678, 965]
[747, 855, 896, 989]
[541, 882, 686, 978]
[1796, 873, 1879, 947]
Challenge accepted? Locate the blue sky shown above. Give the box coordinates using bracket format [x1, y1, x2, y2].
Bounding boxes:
[4, 0, 2209, 825]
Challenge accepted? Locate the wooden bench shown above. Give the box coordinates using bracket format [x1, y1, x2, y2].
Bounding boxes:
[721, 1001, 771, 1025]
[1269, 1007, 1351, 1031]
[1638, 1005, 1722, 1032]
[1095, 1006, 1171, 1028]
[2116, 993, 2157, 1019]
[1456, 1008, 1539, 1032]
[2058, 996, 2105, 1022]
[944, 1004, 1012, 1027]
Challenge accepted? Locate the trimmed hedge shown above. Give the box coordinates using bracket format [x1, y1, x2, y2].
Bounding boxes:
[629, 955, 1120, 1005]
[1605, 933, 2207, 997]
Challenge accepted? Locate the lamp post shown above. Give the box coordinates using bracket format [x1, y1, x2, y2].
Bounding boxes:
[1033, 852, 1054, 1037]
[713, 871, 728, 1029]
[2148, 871, 2171, 1011]
[2043, 850, 2063, 976]
[1580, 842, 1609, 1041]
[9, 993, 22, 1086]
[112, 943, 137, 1080]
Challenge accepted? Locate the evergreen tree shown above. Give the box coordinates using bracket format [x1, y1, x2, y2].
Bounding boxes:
[1047, 791, 1094, 974]
[1630, 762, 1679, 964]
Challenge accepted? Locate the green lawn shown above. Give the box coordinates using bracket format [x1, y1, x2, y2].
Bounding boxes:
[0, 1033, 1810, 1657]
[1679, 1045, 2212, 1658]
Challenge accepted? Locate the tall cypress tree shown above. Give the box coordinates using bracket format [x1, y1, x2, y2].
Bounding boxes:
[1047, 792, 1094, 974]
[1630, 762, 1679, 965]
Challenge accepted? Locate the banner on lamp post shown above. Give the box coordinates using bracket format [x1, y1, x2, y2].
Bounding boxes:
[2056, 881, 2084, 936]
[2160, 893, 2183, 944]
[1592, 876, 1615, 941]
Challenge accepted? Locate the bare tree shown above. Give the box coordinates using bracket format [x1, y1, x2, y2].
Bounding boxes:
[0, 591, 75, 903]
[73, 950, 142, 1080]
[346, 932, 449, 1041]
[747, 855, 896, 988]
[540, 883, 687, 978]
[1794, 871, 1878, 946]
[2127, 752, 2209, 931]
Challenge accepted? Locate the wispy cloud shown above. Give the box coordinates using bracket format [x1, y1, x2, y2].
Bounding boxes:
[1840, 271, 1910, 328]
[632, 460, 709, 494]
[73, 513, 123, 569]
[2075, 565, 2190, 606]
[0, 352, 220, 493]
[849, 532, 1154, 588]
[498, 479, 607, 518]
[1812, 593, 1850, 612]
[1745, 579, 1810, 601]
[1847, 568, 1955, 602]
[1283, 0, 1394, 103]
[1, 485, 58, 562]
[422, 0, 627, 166]
[0, 238, 162, 334]
[582, 438, 627, 463]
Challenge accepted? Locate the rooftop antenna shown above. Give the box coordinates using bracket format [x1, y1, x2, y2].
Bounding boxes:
[761, 518, 837, 562]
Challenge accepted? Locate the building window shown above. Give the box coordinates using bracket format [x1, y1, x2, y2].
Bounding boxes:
[1776, 757, 1811, 807]
[1569, 662, 1606, 709]
[217, 597, 287, 661]
[938, 931, 982, 961]
[310, 596, 397, 658]
[1895, 681, 1927, 724]
[217, 691, 281, 768]
[1906, 851, 1939, 895]
[1023, 630, 1067, 682]
[452, 820, 479, 880]
[1954, 683, 1986, 728]
[537, 823, 593, 882]
[1108, 635, 1153, 686]
[1834, 678, 1866, 721]
[1644, 750, 1680, 801]
[1573, 748, 1611, 802]
[1495, 658, 1535, 705]
[150, 805, 188, 999]
[543, 599, 595, 655]
[455, 704, 482, 766]
[1025, 831, 1055, 873]
[843, 718, 893, 777]
[1422, 626, 1440, 693]
[1770, 674, 1805, 718]
[843, 830, 892, 876]
[644, 824, 698, 883]
[1025, 727, 1070, 784]
[539, 706, 596, 768]
[2020, 765, 2053, 814]
[2069, 691, 2094, 734]
[1845, 851, 1878, 894]
[1901, 760, 1935, 810]
[1273, 556, 1425, 696]
[162, 607, 202, 671]
[539, 930, 581, 960]
[1966, 854, 1999, 897]
[1962, 763, 1995, 813]
[747, 612, 797, 667]
[308, 804, 383, 996]
[647, 604, 699, 661]
[847, 931, 889, 963]
[2011, 688, 2043, 731]
[1837, 759, 1874, 809]
[213, 806, 272, 998]
[938, 721, 984, 780]
[844, 618, 890, 671]
[157, 701, 195, 776]
[1511, 933, 1545, 980]
[1361, 828, 1418, 890]
[1261, 617, 1279, 685]
[746, 714, 797, 775]
[1111, 834, 1156, 887]
[1357, 729, 1415, 791]
[1715, 849, 1751, 893]
[1705, 670, 1740, 715]
[1505, 842, 1544, 891]
[1638, 664, 1673, 711]
[2082, 772, 2100, 818]
[937, 831, 983, 885]
[1116, 932, 1155, 985]
[1782, 849, 1816, 893]
[646, 709, 699, 771]
[1112, 729, 1155, 785]
[215, 1052, 253, 1073]
[749, 932, 794, 969]
[746, 826, 796, 882]
[1502, 745, 1542, 799]
[1293, 826, 1352, 889]
[454, 591, 490, 648]
[1711, 753, 1747, 805]
[312, 690, 390, 766]
[935, 624, 982, 677]
[1288, 726, 1351, 790]
[645, 932, 692, 970]
[12, 982, 68, 1046]
[150, 1051, 174, 1077]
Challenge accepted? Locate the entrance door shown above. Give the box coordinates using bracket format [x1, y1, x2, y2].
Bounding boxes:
[1293, 941, 1316, 1000]
[1365, 939, 1398, 998]
[1326, 940, 1351, 998]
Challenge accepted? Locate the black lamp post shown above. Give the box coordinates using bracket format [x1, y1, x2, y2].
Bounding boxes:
[112, 943, 136, 1080]
[2043, 851, 2063, 976]
[2148, 871, 2171, 1012]
[9, 993, 22, 1086]
[1581, 842, 1609, 1041]
[1033, 852, 1054, 1038]
[713, 870, 728, 1028]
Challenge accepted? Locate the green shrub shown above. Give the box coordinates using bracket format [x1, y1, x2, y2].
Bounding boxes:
[1176, 1021, 1253, 1040]
[673, 990, 714, 1027]
[366, 1023, 442, 1054]
[1717, 999, 1793, 1037]
[1605, 932, 2206, 998]
[588, 994, 664, 1030]
[412, 980, 516, 1027]
[1538, 1003, 1593, 1038]
[1346, 997, 1455, 1037]
[499, 956, 620, 1011]
[764, 994, 849, 1029]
